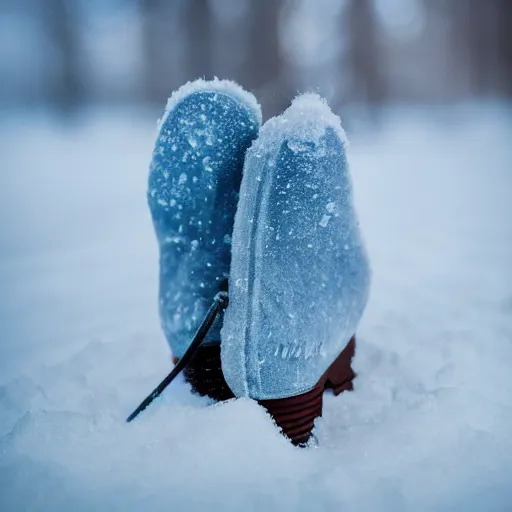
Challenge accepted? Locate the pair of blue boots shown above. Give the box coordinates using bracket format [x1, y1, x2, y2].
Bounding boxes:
[147, 79, 370, 445]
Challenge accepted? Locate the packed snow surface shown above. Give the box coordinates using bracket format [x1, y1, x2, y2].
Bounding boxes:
[1, 105, 511, 511]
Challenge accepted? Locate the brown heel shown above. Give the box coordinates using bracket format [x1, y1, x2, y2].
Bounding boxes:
[323, 336, 356, 396]
[258, 336, 357, 446]
[174, 344, 235, 402]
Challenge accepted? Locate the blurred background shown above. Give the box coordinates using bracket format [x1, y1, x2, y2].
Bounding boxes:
[1, 0, 511, 119]
[1, 4, 512, 508]
[0, 0, 511, 383]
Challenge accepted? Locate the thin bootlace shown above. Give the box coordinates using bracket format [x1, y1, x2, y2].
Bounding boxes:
[126, 291, 229, 422]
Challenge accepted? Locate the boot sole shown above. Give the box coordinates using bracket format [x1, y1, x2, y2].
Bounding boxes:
[257, 336, 356, 446]
[175, 336, 356, 445]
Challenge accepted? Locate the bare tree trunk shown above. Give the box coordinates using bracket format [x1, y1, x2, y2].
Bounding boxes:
[44, 0, 84, 112]
[466, 0, 495, 96]
[344, 0, 385, 106]
[243, 0, 292, 118]
[183, 0, 213, 80]
[495, 0, 512, 97]
[448, 0, 509, 98]
[140, 0, 186, 105]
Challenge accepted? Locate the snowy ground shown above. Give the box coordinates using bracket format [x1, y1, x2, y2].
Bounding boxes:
[0, 105, 511, 511]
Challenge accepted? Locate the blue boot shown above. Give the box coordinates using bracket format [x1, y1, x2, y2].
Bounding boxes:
[148, 79, 261, 400]
[222, 94, 370, 444]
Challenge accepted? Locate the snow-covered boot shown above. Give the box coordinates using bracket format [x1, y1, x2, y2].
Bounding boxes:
[148, 79, 261, 401]
[221, 94, 371, 445]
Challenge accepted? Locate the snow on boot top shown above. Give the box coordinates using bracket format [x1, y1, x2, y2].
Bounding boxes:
[221, 93, 370, 442]
[148, 79, 261, 367]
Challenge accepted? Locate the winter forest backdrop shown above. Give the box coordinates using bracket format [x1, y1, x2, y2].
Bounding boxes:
[1, 0, 511, 117]
[1, 2, 512, 511]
